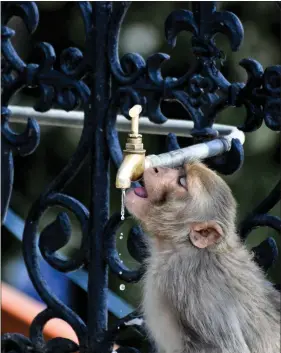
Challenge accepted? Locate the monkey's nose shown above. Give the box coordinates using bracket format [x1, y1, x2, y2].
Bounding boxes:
[153, 167, 159, 173]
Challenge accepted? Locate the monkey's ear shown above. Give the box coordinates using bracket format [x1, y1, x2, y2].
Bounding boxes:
[189, 221, 223, 249]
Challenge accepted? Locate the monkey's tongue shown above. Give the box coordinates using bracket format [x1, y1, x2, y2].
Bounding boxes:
[134, 187, 148, 198]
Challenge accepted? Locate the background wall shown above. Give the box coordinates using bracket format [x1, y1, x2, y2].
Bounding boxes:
[2, 1, 280, 346]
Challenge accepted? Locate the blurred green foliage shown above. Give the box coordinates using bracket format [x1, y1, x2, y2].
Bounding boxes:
[5, 1, 280, 323]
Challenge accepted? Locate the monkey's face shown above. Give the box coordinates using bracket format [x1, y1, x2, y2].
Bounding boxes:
[125, 163, 236, 246]
[125, 166, 189, 236]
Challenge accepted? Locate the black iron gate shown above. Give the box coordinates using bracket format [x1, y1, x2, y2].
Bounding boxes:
[1, 2, 280, 352]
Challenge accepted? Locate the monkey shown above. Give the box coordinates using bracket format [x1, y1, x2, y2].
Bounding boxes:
[125, 162, 280, 353]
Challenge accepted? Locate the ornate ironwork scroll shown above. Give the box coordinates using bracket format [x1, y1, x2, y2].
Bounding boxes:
[1, 2, 280, 352]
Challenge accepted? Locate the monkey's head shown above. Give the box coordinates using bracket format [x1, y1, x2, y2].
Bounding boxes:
[125, 162, 237, 249]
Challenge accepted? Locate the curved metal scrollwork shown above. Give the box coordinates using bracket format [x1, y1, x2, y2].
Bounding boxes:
[2, 1, 92, 352]
[1, 1, 280, 353]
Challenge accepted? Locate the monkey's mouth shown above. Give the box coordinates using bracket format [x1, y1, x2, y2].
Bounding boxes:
[134, 187, 148, 198]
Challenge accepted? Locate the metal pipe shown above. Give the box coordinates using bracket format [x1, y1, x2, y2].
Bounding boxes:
[116, 126, 245, 189]
[114, 104, 245, 189]
[8, 105, 245, 188]
[145, 128, 245, 169]
[9, 105, 234, 137]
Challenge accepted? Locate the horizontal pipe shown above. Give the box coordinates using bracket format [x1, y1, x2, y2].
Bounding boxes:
[9, 105, 234, 137]
[116, 125, 245, 189]
[145, 128, 245, 169]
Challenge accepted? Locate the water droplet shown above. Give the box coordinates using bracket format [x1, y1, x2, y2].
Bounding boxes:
[121, 189, 126, 220]
[120, 284, 125, 291]
[119, 235, 123, 239]
[119, 271, 122, 275]
[121, 260, 123, 263]
[119, 253, 121, 256]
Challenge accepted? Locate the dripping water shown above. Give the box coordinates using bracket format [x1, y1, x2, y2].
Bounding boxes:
[121, 188, 126, 220]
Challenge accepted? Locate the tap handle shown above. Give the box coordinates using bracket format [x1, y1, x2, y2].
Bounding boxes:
[129, 104, 142, 136]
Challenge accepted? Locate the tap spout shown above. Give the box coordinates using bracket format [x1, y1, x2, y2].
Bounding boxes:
[115, 153, 146, 189]
[115, 104, 146, 189]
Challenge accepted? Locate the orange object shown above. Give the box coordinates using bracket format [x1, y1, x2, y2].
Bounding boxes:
[1, 282, 119, 350]
[1, 281, 78, 342]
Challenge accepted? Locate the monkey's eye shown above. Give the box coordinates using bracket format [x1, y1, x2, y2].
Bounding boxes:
[178, 176, 187, 188]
